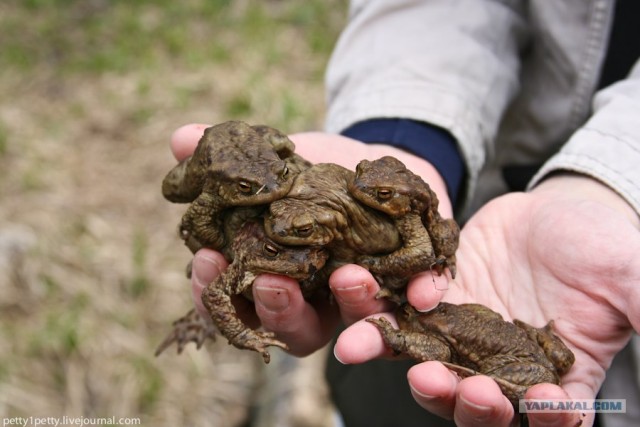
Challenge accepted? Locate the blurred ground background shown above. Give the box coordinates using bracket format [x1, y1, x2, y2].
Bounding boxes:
[0, 1, 347, 425]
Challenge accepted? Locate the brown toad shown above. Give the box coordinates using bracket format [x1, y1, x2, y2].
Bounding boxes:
[159, 219, 328, 363]
[264, 163, 402, 285]
[157, 219, 328, 361]
[349, 156, 459, 283]
[367, 303, 575, 407]
[162, 121, 305, 252]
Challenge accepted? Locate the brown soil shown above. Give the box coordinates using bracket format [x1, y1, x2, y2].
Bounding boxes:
[0, 2, 345, 425]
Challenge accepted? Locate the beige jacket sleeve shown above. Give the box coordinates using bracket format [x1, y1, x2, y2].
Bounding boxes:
[530, 60, 640, 215]
[325, 0, 528, 193]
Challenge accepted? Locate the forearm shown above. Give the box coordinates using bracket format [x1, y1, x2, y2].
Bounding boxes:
[529, 60, 640, 220]
[326, 0, 528, 209]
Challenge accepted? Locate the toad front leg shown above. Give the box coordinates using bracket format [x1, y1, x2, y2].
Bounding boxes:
[358, 215, 437, 277]
[201, 270, 289, 363]
[366, 316, 451, 361]
[427, 217, 459, 278]
[358, 214, 441, 302]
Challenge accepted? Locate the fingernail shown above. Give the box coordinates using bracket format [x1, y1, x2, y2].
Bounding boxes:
[333, 346, 347, 365]
[333, 284, 368, 306]
[409, 384, 439, 401]
[192, 254, 223, 286]
[458, 395, 495, 420]
[254, 286, 290, 312]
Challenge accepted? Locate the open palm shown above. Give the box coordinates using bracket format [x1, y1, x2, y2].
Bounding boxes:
[458, 186, 637, 418]
[336, 181, 640, 426]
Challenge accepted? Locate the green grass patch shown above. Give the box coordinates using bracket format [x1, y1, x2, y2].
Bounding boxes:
[225, 92, 253, 117]
[0, 123, 7, 157]
[0, 0, 345, 75]
[27, 292, 90, 358]
[40, 274, 61, 297]
[126, 229, 150, 298]
[131, 355, 164, 412]
[20, 167, 46, 192]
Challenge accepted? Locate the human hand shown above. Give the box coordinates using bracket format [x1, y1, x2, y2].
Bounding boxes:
[334, 173, 640, 426]
[168, 124, 453, 356]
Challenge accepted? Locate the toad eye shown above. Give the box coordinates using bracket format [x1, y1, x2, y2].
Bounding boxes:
[263, 243, 279, 258]
[376, 188, 394, 200]
[281, 166, 289, 179]
[295, 224, 314, 237]
[238, 181, 253, 193]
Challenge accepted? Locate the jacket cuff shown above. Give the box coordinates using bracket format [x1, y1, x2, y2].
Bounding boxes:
[341, 119, 465, 206]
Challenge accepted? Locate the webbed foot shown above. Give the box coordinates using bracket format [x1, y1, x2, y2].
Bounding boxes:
[155, 309, 217, 356]
[231, 329, 289, 363]
[429, 255, 457, 279]
[365, 316, 395, 334]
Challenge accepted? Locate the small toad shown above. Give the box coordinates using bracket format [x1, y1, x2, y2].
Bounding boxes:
[159, 219, 328, 363]
[265, 163, 402, 283]
[162, 121, 303, 251]
[157, 219, 328, 362]
[349, 156, 459, 283]
[367, 303, 575, 407]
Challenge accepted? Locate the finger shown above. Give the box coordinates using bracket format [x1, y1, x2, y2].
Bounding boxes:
[229, 294, 261, 330]
[170, 123, 210, 161]
[407, 361, 459, 419]
[453, 376, 514, 427]
[253, 274, 338, 356]
[525, 383, 586, 427]
[191, 249, 228, 317]
[406, 270, 450, 312]
[333, 313, 397, 364]
[329, 264, 393, 325]
[288, 132, 363, 169]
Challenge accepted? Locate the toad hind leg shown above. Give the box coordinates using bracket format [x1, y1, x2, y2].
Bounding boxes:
[179, 192, 226, 250]
[162, 158, 204, 203]
[366, 316, 451, 361]
[154, 309, 217, 356]
[202, 275, 288, 363]
[514, 319, 575, 376]
[481, 361, 558, 408]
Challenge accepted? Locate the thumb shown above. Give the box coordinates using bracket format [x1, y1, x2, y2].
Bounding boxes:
[191, 249, 228, 316]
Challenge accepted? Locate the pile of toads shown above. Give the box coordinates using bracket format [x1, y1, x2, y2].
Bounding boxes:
[156, 121, 574, 408]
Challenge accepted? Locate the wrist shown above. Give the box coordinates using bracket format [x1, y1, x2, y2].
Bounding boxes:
[533, 173, 640, 229]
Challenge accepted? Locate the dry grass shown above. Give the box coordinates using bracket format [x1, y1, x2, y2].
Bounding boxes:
[0, 1, 346, 425]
